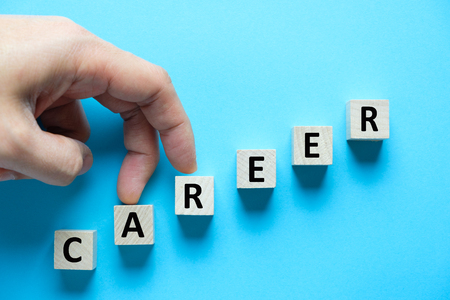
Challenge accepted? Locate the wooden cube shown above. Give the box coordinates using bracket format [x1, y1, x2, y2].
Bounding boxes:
[54, 230, 97, 270]
[237, 149, 276, 188]
[114, 205, 154, 245]
[292, 126, 333, 165]
[175, 176, 214, 215]
[346, 100, 389, 140]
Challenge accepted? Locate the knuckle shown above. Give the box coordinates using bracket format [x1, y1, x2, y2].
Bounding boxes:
[71, 23, 93, 38]
[144, 66, 173, 104]
[50, 16, 73, 23]
[52, 16, 81, 31]
[51, 17, 90, 37]
[58, 154, 83, 186]
[156, 66, 172, 86]
[47, 16, 74, 25]
[52, 17, 97, 46]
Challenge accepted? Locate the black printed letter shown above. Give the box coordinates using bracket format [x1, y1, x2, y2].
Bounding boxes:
[122, 212, 145, 238]
[361, 107, 378, 131]
[64, 237, 82, 263]
[305, 133, 320, 158]
[185, 184, 203, 209]
[249, 156, 265, 182]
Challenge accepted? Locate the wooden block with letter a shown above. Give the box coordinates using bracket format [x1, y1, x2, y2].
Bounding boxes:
[114, 205, 154, 245]
[54, 230, 97, 270]
[237, 149, 276, 188]
[175, 176, 214, 215]
[346, 100, 389, 141]
[292, 126, 333, 165]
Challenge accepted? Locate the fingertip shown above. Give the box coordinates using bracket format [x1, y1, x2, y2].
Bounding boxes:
[117, 184, 141, 205]
[120, 196, 140, 205]
[180, 160, 198, 174]
[170, 153, 197, 174]
[190, 161, 198, 173]
[172, 147, 197, 174]
[78, 152, 93, 176]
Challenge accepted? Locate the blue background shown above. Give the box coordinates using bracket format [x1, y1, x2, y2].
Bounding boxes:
[2, 0, 450, 299]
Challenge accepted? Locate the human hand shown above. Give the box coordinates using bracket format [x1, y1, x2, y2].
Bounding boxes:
[0, 16, 197, 204]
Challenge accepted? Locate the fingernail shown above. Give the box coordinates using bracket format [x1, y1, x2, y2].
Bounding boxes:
[0, 173, 16, 182]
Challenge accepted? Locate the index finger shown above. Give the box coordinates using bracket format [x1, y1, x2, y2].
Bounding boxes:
[109, 56, 197, 174]
[75, 41, 197, 174]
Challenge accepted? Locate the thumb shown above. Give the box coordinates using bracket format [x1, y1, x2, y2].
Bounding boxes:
[1, 122, 93, 186]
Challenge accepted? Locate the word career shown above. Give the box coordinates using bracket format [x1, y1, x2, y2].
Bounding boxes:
[55, 99, 389, 270]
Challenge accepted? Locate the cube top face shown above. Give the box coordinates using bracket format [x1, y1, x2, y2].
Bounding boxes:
[54, 230, 97, 270]
[237, 149, 276, 189]
[346, 100, 389, 141]
[175, 176, 214, 215]
[292, 126, 333, 165]
[114, 205, 154, 245]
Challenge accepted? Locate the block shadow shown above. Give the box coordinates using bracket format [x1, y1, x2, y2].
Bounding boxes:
[293, 166, 328, 188]
[292, 166, 329, 211]
[238, 188, 274, 211]
[60, 269, 95, 293]
[119, 245, 154, 268]
[347, 140, 383, 162]
[177, 215, 213, 238]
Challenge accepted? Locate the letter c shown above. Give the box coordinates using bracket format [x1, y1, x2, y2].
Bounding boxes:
[63, 237, 82, 263]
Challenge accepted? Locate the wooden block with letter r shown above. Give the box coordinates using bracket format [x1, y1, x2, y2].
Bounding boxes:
[114, 205, 154, 245]
[346, 100, 389, 141]
[237, 149, 276, 188]
[54, 230, 97, 270]
[175, 176, 214, 215]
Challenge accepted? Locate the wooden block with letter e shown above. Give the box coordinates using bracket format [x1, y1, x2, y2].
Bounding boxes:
[292, 126, 333, 165]
[175, 176, 214, 215]
[346, 100, 389, 141]
[114, 205, 154, 245]
[237, 149, 276, 188]
[54, 230, 97, 270]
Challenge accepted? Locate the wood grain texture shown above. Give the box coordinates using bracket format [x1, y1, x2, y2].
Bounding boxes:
[237, 149, 276, 188]
[114, 205, 154, 245]
[346, 100, 389, 140]
[175, 176, 214, 215]
[54, 230, 97, 270]
[292, 126, 333, 165]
